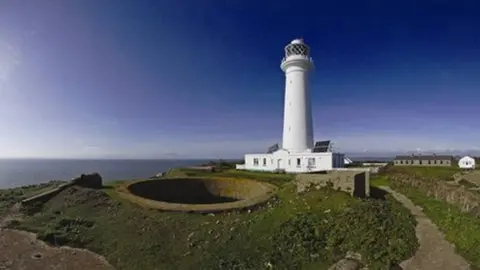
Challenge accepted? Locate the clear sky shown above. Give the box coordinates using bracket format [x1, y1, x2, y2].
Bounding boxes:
[1, 0, 479, 159]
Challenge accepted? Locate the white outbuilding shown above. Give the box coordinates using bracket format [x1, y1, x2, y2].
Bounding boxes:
[458, 156, 476, 169]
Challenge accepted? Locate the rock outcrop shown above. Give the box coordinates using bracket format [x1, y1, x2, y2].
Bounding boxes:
[72, 173, 103, 189]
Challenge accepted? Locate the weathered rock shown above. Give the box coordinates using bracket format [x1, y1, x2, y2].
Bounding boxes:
[328, 258, 361, 270]
[72, 173, 103, 189]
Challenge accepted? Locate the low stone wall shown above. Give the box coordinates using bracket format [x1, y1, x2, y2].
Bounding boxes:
[338, 166, 383, 174]
[296, 170, 370, 197]
[21, 173, 103, 206]
[390, 173, 480, 214]
[186, 166, 215, 172]
[20, 182, 75, 206]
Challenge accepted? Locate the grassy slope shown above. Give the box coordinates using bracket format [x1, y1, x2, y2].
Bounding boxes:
[372, 166, 480, 269]
[3, 169, 417, 270]
[0, 180, 66, 215]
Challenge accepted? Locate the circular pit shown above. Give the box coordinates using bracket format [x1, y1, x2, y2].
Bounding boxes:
[118, 177, 278, 213]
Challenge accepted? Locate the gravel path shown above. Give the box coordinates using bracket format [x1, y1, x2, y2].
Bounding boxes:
[380, 186, 471, 270]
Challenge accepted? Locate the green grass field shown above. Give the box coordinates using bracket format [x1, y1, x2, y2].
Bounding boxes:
[2, 169, 418, 270]
[372, 166, 480, 269]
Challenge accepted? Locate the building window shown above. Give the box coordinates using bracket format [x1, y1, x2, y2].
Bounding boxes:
[263, 158, 267, 166]
[440, 160, 443, 164]
[434, 160, 437, 164]
[308, 158, 316, 167]
[253, 158, 259, 166]
[428, 160, 431, 164]
[288, 159, 291, 166]
[271, 159, 273, 164]
[296, 158, 301, 167]
[419, 160, 423, 165]
[400, 160, 403, 164]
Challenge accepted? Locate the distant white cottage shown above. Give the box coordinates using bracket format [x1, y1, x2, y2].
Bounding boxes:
[458, 156, 476, 169]
[235, 39, 345, 173]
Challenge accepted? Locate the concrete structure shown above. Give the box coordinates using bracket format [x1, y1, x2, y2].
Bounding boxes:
[344, 157, 353, 165]
[458, 156, 476, 169]
[393, 154, 454, 167]
[296, 171, 370, 197]
[236, 38, 345, 173]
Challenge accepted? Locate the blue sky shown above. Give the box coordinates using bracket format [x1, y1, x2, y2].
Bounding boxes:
[1, 0, 479, 159]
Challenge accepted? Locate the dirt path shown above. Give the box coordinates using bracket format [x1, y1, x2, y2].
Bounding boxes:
[0, 205, 115, 270]
[380, 186, 471, 270]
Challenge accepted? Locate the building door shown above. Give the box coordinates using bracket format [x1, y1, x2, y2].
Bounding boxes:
[276, 159, 285, 170]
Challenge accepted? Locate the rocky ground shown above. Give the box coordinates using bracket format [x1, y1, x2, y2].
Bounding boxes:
[0, 184, 115, 270]
[0, 228, 115, 270]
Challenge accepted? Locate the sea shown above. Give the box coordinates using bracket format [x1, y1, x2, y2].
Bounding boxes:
[0, 159, 210, 189]
[0, 157, 393, 189]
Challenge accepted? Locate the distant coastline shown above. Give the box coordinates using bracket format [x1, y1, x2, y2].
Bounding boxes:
[0, 159, 212, 189]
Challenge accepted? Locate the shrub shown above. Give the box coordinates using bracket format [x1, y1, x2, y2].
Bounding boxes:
[326, 198, 418, 269]
[270, 213, 334, 269]
[37, 217, 95, 248]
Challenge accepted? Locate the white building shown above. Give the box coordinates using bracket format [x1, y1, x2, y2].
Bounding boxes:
[458, 156, 476, 169]
[236, 38, 345, 173]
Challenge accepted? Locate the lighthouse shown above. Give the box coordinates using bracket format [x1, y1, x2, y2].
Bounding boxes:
[281, 38, 314, 153]
[236, 38, 345, 173]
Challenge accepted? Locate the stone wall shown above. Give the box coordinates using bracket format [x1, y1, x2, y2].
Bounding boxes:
[21, 173, 103, 206]
[21, 182, 75, 206]
[296, 170, 370, 197]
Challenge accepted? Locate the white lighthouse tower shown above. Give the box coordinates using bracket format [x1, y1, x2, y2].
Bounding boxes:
[236, 38, 345, 173]
[281, 38, 315, 153]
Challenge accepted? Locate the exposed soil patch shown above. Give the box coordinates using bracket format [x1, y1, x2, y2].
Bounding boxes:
[0, 229, 115, 270]
[0, 184, 117, 270]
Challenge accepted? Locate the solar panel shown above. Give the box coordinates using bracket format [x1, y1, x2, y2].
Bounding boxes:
[313, 140, 331, 153]
[267, 143, 280, 153]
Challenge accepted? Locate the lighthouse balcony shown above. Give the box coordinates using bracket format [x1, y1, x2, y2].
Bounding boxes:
[281, 55, 313, 64]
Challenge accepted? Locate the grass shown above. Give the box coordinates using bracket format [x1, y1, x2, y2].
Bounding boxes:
[370, 175, 391, 187]
[2, 169, 418, 270]
[393, 186, 480, 269]
[374, 166, 480, 269]
[385, 166, 461, 181]
[0, 180, 65, 215]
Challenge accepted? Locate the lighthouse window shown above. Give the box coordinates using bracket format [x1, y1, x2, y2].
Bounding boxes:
[296, 158, 301, 167]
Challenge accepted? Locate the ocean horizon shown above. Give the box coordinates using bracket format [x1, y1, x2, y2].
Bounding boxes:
[0, 157, 394, 189]
[0, 158, 215, 189]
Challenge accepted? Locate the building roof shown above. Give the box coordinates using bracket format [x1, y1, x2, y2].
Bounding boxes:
[394, 155, 454, 161]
